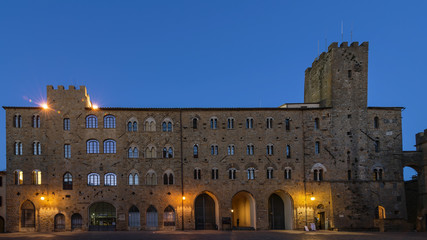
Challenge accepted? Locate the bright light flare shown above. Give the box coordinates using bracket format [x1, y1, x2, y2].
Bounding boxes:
[92, 104, 99, 110]
[310, 197, 316, 201]
[182, 196, 186, 200]
[41, 103, 49, 109]
[40, 196, 45, 201]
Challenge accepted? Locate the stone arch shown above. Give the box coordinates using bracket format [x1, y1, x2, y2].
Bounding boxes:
[20, 200, 35, 229]
[268, 190, 294, 230]
[231, 191, 256, 230]
[88, 201, 117, 231]
[194, 191, 220, 230]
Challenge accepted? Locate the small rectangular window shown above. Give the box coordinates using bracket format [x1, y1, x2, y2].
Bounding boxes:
[348, 70, 352, 78]
[315, 141, 320, 155]
[63, 118, 70, 130]
[64, 144, 71, 159]
[285, 118, 290, 130]
[348, 170, 351, 180]
[212, 169, 218, 180]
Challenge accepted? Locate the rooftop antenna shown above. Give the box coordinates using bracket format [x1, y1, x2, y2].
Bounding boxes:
[341, 21, 344, 42]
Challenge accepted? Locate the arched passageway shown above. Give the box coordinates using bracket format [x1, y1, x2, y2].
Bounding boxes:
[231, 191, 256, 230]
[88, 202, 116, 231]
[195, 193, 217, 230]
[268, 191, 294, 230]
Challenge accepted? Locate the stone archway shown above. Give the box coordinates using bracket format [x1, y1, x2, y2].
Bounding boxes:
[268, 190, 294, 230]
[231, 191, 256, 230]
[88, 202, 116, 231]
[195, 192, 219, 230]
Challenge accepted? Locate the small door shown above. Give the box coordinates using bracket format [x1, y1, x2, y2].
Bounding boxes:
[268, 193, 285, 229]
[317, 212, 325, 230]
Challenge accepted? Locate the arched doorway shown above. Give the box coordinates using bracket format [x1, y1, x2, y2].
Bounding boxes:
[195, 193, 216, 230]
[20, 200, 35, 229]
[269, 193, 285, 229]
[146, 205, 158, 230]
[89, 202, 116, 231]
[231, 191, 256, 230]
[54, 213, 65, 231]
[129, 206, 140, 228]
[71, 213, 82, 230]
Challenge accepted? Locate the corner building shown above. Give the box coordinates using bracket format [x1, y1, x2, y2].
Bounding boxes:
[4, 42, 408, 232]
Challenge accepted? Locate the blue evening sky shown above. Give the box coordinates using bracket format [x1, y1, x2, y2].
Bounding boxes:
[0, 0, 425, 180]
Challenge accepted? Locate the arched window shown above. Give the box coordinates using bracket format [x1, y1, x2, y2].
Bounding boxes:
[374, 117, 379, 129]
[104, 173, 117, 186]
[246, 117, 254, 129]
[14, 114, 22, 128]
[129, 206, 140, 227]
[127, 122, 132, 132]
[103, 139, 116, 153]
[146, 170, 157, 185]
[228, 145, 235, 155]
[284, 167, 292, 179]
[286, 145, 291, 158]
[15, 141, 23, 155]
[193, 145, 198, 158]
[129, 172, 139, 185]
[266, 144, 274, 155]
[194, 168, 201, 180]
[33, 141, 41, 155]
[32, 170, 41, 185]
[247, 167, 255, 180]
[375, 206, 386, 219]
[162, 119, 173, 132]
[14, 170, 23, 185]
[314, 118, 320, 130]
[63, 118, 70, 130]
[128, 147, 139, 158]
[21, 200, 35, 227]
[86, 139, 99, 154]
[228, 168, 237, 180]
[146, 205, 158, 228]
[211, 145, 218, 155]
[86, 115, 98, 128]
[163, 171, 174, 185]
[88, 173, 100, 186]
[104, 115, 116, 128]
[133, 121, 138, 131]
[373, 167, 383, 181]
[146, 146, 156, 158]
[163, 206, 175, 226]
[145, 118, 156, 132]
[63, 172, 72, 190]
[211, 168, 219, 180]
[227, 117, 234, 129]
[311, 163, 326, 181]
[266, 117, 273, 129]
[192, 118, 198, 129]
[267, 167, 274, 179]
[247, 144, 254, 155]
[210, 117, 218, 129]
[32, 115, 40, 128]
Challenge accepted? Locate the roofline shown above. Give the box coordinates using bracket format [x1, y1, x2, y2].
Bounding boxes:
[367, 106, 404, 110]
[3, 106, 42, 110]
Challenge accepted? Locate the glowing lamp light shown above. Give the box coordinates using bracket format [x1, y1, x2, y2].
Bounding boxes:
[310, 197, 316, 201]
[41, 103, 49, 109]
[231, 209, 234, 213]
[40, 196, 45, 201]
[182, 196, 186, 200]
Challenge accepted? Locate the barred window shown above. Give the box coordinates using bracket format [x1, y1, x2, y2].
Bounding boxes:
[88, 173, 100, 186]
[86, 115, 98, 128]
[104, 173, 117, 186]
[86, 139, 99, 154]
[103, 139, 116, 153]
[104, 115, 116, 128]
[64, 144, 71, 159]
[63, 118, 70, 130]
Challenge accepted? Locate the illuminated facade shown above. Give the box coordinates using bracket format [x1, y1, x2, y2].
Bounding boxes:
[4, 42, 409, 232]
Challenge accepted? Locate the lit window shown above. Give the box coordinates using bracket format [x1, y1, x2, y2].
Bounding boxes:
[211, 145, 218, 155]
[88, 173, 100, 186]
[14, 170, 23, 185]
[194, 168, 201, 180]
[375, 206, 386, 219]
[64, 144, 71, 159]
[32, 170, 42, 185]
[228, 168, 237, 180]
[210, 117, 218, 129]
[267, 167, 274, 179]
[163, 206, 176, 226]
[33, 141, 41, 155]
[63, 172, 72, 190]
[266, 144, 274, 155]
[247, 167, 255, 180]
[247, 144, 254, 155]
[14, 114, 22, 128]
[212, 168, 219, 180]
[32, 115, 40, 128]
[284, 168, 292, 179]
[104, 173, 117, 186]
[103, 139, 116, 153]
[246, 118, 254, 129]
[63, 118, 70, 130]
[266, 117, 273, 129]
[227, 145, 235, 155]
[104, 115, 116, 128]
[86, 115, 98, 128]
[193, 145, 198, 158]
[86, 139, 99, 154]
[14, 141, 23, 155]
[227, 118, 234, 129]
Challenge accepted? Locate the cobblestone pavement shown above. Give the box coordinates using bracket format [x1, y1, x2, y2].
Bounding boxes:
[0, 230, 426, 240]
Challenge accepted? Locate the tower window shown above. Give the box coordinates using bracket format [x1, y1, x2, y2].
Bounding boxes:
[285, 118, 290, 130]
[63, 118, 70, 130]
[374, 117, 379, 129]
[227, 118, 234, 129]
[192, 118, 198, 129]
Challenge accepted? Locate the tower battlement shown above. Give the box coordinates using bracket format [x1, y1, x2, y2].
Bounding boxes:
[47, 85, 91, 109]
